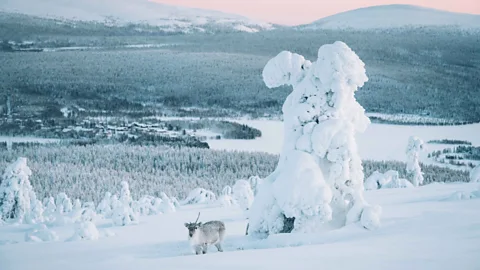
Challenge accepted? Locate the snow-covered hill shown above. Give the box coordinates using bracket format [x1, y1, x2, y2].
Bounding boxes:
[298, 5, 480, 31]
[0, 0, 274, 33]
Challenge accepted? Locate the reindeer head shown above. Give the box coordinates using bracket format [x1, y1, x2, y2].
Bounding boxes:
[184, 212, 202, 237]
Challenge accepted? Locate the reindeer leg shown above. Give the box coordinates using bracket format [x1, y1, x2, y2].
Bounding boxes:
[195, 245, 202, 255]
[202, 243, 208, 254]
[215, 243, 223, 252]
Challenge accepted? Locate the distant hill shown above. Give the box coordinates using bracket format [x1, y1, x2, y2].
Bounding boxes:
[297, 5, 480, 31]
[0, 0, 274, 34]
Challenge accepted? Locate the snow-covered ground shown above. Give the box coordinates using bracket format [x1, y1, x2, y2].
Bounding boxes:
[207, 119, 480, 166]
[1, 182, 479, 270]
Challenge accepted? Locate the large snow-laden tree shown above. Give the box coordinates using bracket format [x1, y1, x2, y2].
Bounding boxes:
[0, 157, 39, 224]
[406, 136, 425, 187]
[248, 41, 381, 236]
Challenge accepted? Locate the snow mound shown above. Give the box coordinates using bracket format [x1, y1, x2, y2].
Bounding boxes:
[181, 188, 217, 205]
[25, 224, 59, 242]
[365, 170, 414, 190]
[443, 189, 480, 201]
[68, 221, 100, 241]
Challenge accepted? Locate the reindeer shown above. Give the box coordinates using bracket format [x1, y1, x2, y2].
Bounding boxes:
[184, 212, 226, 255]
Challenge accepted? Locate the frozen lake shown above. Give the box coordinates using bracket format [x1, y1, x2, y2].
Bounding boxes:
[208, 119, 480, 164]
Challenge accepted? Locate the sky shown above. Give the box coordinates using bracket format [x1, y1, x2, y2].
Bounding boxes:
[155, 0, 480, 25]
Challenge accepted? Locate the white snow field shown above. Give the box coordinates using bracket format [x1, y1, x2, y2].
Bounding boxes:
[207, 119, 480, 166]
[1, 182, 479, 270]
[299, 4, 480, 31]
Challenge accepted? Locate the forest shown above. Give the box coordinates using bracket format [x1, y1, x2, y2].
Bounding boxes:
[0, 144, 469, 203]
[1, 15, 479, 123]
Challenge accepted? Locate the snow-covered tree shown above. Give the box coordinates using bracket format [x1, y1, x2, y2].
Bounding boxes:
[0, 157, 37, 223]
[112, 204, 139, 226]
[233, 180, 254, 211]
[55, 192, 73, 214]
[248, 176, 263, 195]
[470, 165, 480, 183]
[97, 192, 113, 217]
[365, 170, 413, 190]
[160, 192, 176, 213]
[26, 199, 45, 224]
[248, 42, 381, 236]
[73, 199, 82, 211]
[119, 181, 132, 206]
[181, 188, 216, 205]
[406, 136, 425, 187]
[68, 208, 99, 241]
[217, 185, 235, 207]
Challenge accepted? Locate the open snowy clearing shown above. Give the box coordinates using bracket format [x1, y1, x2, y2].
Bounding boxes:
[1, 182, 479, 270]
[208, 119, 480, 165]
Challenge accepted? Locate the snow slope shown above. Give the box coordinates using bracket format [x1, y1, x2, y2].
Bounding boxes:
[1, 182, 479, 269]
[298, 5, 480, 31]
[0, 0, 273, 33]
[207, 119, 480, 166]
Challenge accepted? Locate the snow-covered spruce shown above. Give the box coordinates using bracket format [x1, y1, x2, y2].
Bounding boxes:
[233, 180, 254, 211]
[181, 188, 217, 205]
[97, 192, 113, 218]
[160, 192, 176, 213]
[0, 157, 39, 224]
[248, 42, 381, 236]
[248, 176, 263, 195]
[217, 186, 236, 207]
[55, 192, 73, 215]
[112, 203, 139, 226]
[120, 181, 133, 206]
[406, 136, 426, 187]
[68, 208, 99, 241]
[470, 165, 480, 183]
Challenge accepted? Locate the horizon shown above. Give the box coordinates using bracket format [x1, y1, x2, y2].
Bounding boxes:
[154, 0, 480, 25]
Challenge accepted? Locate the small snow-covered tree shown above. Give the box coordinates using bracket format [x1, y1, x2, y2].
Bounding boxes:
[112, 203, 139, 226]
[0, 157, 37, 223]
[248, 42, 381, 236]
[470, 165, 480, 183]
[68, 208, 99, 241]
[248, 176, 263, 195]
[97, 192, 113, 217]
[73, 199, 82, 211]
[233, 180, 254, 211]
[217, 186, 235, 207]
[406, 136, 425, 187]
[160, 192, 175, 213]
[26, 199, 45, 224]
[119, 181, 132, 206]
[55, 192, 73, 214]
[181, 188, 216, 205]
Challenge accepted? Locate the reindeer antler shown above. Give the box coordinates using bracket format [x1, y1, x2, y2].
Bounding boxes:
[194, 212, 201, 223]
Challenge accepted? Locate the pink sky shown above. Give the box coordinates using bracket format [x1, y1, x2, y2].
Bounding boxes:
[155, 0, 480, 25]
